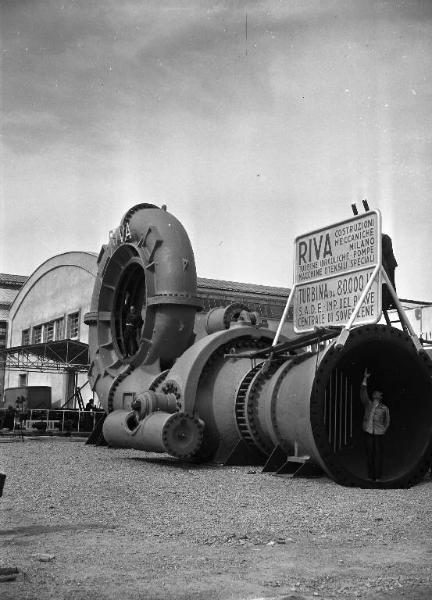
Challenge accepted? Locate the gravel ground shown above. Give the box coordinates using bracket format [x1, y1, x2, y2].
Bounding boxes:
[1, 437, 432, 600]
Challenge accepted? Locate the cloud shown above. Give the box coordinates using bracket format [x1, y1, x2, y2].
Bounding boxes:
[1, 0, 432, 297]
[3, 0, 429, 157]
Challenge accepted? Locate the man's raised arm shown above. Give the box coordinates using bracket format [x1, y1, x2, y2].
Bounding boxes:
[360, 368, 370, 406]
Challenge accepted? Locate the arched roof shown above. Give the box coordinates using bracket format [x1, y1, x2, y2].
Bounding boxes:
[9, 251, 98, 320]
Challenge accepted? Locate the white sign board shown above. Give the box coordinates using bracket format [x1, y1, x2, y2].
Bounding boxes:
[293, 211, 382, 332]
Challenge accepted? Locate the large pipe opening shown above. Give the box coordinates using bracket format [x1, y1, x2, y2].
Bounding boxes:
[113, 260, 146, 358]
[311, 326, 432, 487]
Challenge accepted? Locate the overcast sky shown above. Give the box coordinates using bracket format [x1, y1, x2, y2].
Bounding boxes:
[1, 0, 432, 301]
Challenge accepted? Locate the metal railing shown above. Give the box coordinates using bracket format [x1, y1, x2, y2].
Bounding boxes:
[9, 409, 104, 434]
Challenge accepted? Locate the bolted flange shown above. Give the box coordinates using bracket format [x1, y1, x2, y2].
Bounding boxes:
[162, 412, 204, 459]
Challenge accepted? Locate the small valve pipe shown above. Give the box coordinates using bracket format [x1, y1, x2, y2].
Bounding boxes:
[102, 409, 204, 458]
[133, 391, 178, 419]
[205, 303, 251, 334]
[102, 410, 171, 452]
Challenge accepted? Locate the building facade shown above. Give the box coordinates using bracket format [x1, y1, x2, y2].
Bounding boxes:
[403, 302, 432, 343]
[0, 273, 28, 400]
[5, 252, 98, 407]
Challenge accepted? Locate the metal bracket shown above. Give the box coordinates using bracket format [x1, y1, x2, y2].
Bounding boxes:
[275, 456, 323, 479]
[272, 284, 297, 347]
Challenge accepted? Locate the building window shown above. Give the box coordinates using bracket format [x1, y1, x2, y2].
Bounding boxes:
[67, 312, 79, 339]
[45, 321, 55, 342]
[19, 373, 28, 387]
[22, 329, 30, 346]
[0, 322, 7, 346]
[55, 318, 65, 340]
[33, 325, 42, 344]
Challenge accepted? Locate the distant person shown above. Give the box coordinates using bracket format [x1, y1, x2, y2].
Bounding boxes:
[124, 305, 143, 357]
[85, 399, 95, 411]
[382, 234, 398, 310]
[4, 406, 16, 431]
[360, 369, 390, 481]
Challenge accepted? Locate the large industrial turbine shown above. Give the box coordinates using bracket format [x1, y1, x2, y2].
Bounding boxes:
[86, 204, 432, 488]
[84, 203, 202, 412]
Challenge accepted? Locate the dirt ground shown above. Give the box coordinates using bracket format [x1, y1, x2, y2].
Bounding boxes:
[1, 437, 432, 600]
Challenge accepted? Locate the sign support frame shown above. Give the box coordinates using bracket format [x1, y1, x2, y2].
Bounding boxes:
[272, 284, 297, 348]
[333, 264, 422, 350]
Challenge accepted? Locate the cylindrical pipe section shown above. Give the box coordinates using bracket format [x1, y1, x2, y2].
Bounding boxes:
[266, 354, 328, 466]
[103, 410, 174, 452]
[205, 303, 251, 334]
[195, 352, 263, 460]
[262, 325, 432, 488]
[102, 409, 204, 459]
[133, 391, 178, 419]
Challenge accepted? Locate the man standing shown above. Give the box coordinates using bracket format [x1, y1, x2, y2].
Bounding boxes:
[360, 369, 391, 481]
[381, 233, 398, 310]
[124, 305, 143, 357]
